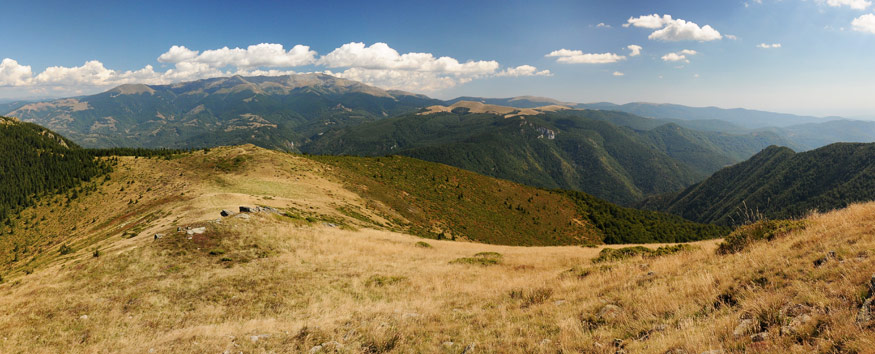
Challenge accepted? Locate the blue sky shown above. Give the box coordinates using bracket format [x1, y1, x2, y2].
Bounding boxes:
[1, 0, 874, 117]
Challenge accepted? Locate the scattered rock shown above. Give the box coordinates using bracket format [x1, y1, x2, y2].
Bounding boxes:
[781, 303, 813, 318]
[79, 315, 88, 320]
[309, 345, 323, 353]
[322, 341, 344, 351]
[239, 206, 253, 213]
[259, 206, 280, 214]
[663, 348, 689, 354]
[612, 338, 625, 348]
[235, 213, 251, 220]
[699, 350, 724, 354]
[177, 226, 183, 232]
[750, 332, 769, 342]
[733, 319, 759, 337]
[855, 274, 875, 324]
[249, 334, 269, 343]
[442, 341, 454, 348]
[553, 300, 566, 306]
[781, 313, 814, 336]
[402, 312, 420, 320]
[186, 227, 206, 235]
[221, 209, 234, 217]
[814, 251, 837, 267]
[324, 223, 337, 228]
[539, 339, 552, 347]
[153, 233, 163, 240]
[597, 304, 623, 321]
[461, 343, 476, 354]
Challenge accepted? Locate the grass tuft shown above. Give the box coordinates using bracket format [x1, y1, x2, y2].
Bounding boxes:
[593, 244, 697, 263]
[451, 252, 503, 266]
[717, 219, 807, 254]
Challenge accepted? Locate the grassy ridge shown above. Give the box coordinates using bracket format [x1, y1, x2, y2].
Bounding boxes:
[311, 154, 728, 245]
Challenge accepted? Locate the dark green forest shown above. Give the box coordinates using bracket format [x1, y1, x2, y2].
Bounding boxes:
[641, 143, 875, 225]
[0, 117, 110, 223]
[303, 109, 786, 204]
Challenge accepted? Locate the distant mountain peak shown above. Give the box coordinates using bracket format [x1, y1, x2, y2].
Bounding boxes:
[110, 84, 156, 95]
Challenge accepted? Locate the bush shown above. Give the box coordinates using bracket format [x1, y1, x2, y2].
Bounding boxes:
[58, 244, 73, 255]
[414, 241, 432, 248]
[509, 287, 554, 308]
[593, 244, 697, 263]
[451, 252, 503, 266]
[365, 275, 407, 287]
[717, 219, 806, 255]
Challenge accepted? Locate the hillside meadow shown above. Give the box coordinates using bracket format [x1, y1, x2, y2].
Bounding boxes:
[0, 146, 872, 352]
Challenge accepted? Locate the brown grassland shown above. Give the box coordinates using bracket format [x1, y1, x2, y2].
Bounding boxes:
[0, 146, 873, 353]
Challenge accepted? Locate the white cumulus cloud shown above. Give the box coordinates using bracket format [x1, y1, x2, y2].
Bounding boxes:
[1, 42, 550, 96]
[613, 71, 625, 76]
[318, 42, 498, 75]
[826, 0, 872, 10]
[626, 14, 722, 42]
[545, 49, 626, 64]
[159, 43, 318, 68]
[624, 14, 673, 29]
[852, 13, 875, 33]
[756, 43, 782, 48]
[627, 45, 642, 56]
[496, 65, 552, 77]
[0, 59, 33, 86]
[661, 49, 698, 63]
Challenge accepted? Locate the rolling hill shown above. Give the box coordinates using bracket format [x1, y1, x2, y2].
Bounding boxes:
[640, 142, 875, 225]
[2, 139, 874, 352]
[303, 103, 789, 204]
[4, 74, 440, 150]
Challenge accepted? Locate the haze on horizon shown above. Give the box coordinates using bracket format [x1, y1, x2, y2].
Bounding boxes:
[1, 0, 873, 118]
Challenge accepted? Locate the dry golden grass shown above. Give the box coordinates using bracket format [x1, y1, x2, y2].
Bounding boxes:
[1, 146, 873, 353]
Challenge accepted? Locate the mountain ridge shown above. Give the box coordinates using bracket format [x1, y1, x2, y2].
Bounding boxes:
[640, 142, 875, 224]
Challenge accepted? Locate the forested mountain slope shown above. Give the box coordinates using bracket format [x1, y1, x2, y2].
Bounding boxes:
[304, 104, 788, 204]
[0, 116, 109, 223]
[640, 143, 875, 224]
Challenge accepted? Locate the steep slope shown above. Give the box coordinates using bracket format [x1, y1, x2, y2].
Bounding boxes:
[4, 74, 440, 150]
[642, 143, 875, 224]
[303, 106, 787, 204]
[2, 163, 873, 352]
[0, 116, 109, 223]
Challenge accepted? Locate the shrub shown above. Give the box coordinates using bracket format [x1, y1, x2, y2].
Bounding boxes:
[414, 241, 432, 248]
[365, 275, 407, 287]
[58, 244, 73, 255]
[593, 244, 697, 263]
[509, 287, 554, 308]
[451, 252, 503, 266]
[717, 219, 806, 255]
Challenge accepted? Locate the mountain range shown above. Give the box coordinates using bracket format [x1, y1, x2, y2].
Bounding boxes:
[4, 74, 439, 149]
[5, 73, 875, 206]
[303, 102, 788, 204]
